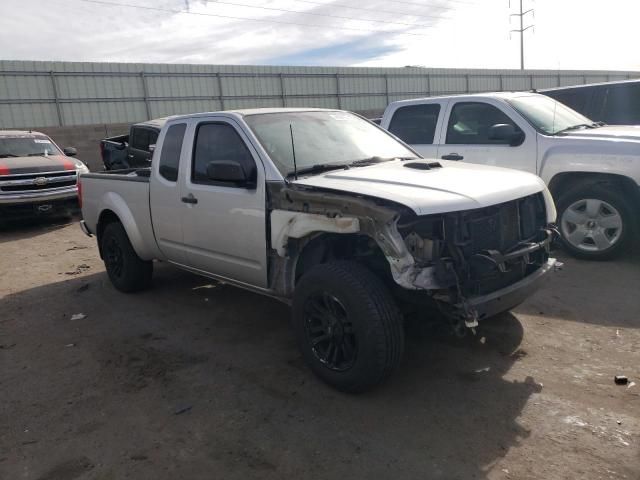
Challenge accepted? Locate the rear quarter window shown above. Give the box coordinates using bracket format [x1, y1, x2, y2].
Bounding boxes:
[388, 104, 441, 144]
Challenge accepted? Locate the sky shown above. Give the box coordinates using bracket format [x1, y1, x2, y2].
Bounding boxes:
[0, 0, 639, 70]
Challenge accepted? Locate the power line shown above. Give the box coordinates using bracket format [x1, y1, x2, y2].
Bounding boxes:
[234, 0, 452, 21]
[79, 0, 433, 35]
[204, 0, 439, 28]
[509, 0, 534, 70]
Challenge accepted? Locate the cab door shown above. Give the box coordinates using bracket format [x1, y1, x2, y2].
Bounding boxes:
[437, 100, 537, 174]
[179, 117, 268, 288]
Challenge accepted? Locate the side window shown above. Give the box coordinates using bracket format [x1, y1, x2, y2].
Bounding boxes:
[602, 84, 640, 124]
[131, 128, 151, 151]
[388, 104, 441, 144]
[192, 123, 257, 187]
[158, 123, 186, 182]
[446, 102, 521, 145]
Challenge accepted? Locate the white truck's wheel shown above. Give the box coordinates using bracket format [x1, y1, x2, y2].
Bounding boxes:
[557, 185, 633, 260]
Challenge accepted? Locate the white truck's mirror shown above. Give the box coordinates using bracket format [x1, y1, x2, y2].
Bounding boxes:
[488, 123, 524, 146]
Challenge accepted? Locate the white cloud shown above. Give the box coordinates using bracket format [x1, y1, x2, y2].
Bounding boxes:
[0, 0, 638, 70]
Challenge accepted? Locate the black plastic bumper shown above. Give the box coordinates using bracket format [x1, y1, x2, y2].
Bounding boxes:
[465, 258, 556, 320]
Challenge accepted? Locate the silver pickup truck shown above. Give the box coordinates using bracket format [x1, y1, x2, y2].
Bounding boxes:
[79, 108, 557, 392]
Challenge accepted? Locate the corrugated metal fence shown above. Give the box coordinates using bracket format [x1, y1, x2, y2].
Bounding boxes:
[1, 60, 638, 128]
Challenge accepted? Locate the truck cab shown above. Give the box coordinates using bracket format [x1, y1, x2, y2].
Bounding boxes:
[381, 92, 640, 259]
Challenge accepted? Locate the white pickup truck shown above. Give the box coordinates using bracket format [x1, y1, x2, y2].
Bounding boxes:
[381, 92, 640, 259]
[79, 108, 557, 392]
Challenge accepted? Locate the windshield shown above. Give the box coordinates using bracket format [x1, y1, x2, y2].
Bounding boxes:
[507, 95, 594, 135]
[244, 111, 416, 177]
[0, 135, 62, 158]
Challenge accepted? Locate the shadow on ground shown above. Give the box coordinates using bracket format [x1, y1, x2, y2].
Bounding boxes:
[0, 212, 80, 244]
[0, 264, 540, 480]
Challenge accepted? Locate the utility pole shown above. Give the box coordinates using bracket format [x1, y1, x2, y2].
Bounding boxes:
[510, 0, 534, 70]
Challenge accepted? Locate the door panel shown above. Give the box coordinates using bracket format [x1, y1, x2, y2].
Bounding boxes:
[149, 123, 188, 263]
[439, 100, 537, 174]
[180, 120, 268, 288]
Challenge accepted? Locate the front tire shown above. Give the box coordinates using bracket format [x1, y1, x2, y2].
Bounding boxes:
[101, 222, 153, 292]
[556, 184, 633, 260]
[292, 261, 405, 393]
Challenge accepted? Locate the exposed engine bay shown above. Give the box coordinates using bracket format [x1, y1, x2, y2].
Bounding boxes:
[266, 182, 556, 330]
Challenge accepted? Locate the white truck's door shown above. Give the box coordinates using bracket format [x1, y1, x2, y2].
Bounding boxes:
[179, 117, 268, 288]
[149, 122, 189, 264]
[383, 99, 447, 161]
[436, 99, 537, 174]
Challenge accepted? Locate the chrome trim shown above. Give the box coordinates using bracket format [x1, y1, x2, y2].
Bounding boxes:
[0, 185, 78, 205]
[0, 173, 77, 187]
[0, 169, 76, 179]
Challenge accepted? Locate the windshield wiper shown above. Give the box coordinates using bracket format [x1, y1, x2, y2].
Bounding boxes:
[0, 154, 18, 158]
[286, 163, 349, 179]
[554, 123, 601, 135]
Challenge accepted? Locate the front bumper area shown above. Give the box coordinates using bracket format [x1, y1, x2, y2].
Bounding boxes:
[0, 185, 78, 205]
[465, 257, 556, 320]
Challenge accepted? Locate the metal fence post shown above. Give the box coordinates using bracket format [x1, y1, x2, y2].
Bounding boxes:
[426, 74, 431, 96]
[140, 72, 151, 120]
[557, 73, 561, 87]
[465, 74, 470, 93]
[384, 74, 390, 105]
[529, 74, 534, 90]
[216, 73, 225, 110]
[498, 75, 504, 92]
[335, 73, 342, 109]
[279, 73, 286, 107]
[49, 71, 63, 126]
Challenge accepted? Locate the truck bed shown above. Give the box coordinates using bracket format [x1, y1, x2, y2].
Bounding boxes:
[80, 168, 159, 260]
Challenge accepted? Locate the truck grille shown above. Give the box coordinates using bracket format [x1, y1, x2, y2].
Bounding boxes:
[0, 170, 77, 193]
[455, 193, 546, 257]
[453, 193, 549, 296]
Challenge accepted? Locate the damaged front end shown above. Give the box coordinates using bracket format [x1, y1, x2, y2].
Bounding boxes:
[267, 182, 556, 331]
[396, 192, 557, 330]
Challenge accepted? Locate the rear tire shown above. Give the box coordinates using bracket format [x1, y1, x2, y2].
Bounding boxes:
[292, 261, 405, 393]
[101, 222, 153, 292]
[556, 184, 633, 260]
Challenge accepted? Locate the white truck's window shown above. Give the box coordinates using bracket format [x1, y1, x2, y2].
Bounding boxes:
[158, 123, 186, 182]
[388, 104, 440, 145]
[446, 102, 520, 145]
[507, 95, 591, 134]
[192, 123, 256, 187]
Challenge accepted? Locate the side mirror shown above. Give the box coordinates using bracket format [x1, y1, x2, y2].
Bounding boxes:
[488, 124, 524, 146]
[63, 147, 77, 157]
[206, 160, 248, 185]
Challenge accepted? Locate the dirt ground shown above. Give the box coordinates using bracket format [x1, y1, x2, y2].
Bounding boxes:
[1, 215, 639, 480]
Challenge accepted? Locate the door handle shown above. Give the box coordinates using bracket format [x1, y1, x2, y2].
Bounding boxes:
[441, 153, 464, 161]
[127, 154, 134, 159]
[181, 194, 198, 204]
